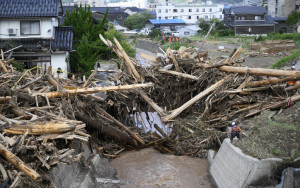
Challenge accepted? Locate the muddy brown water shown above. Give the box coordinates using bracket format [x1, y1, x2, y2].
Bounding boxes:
[111, 148, 215, 188]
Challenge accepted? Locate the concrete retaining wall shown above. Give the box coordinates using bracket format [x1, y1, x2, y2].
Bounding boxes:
[210, 138, 282, 188]
[136, 40, 162, 54]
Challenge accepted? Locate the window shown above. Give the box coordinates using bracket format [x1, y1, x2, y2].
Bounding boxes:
[189, 9, 192, 12]
[165, 16, 168, 19]
[209, 8, 212, 12]
[180, 9, 184, 12]
[173, 9, 178, 12]
[117, 15, 122, 19]
[196, 8, 199, 12]
[239, 16, 245, 20]
[184, 31, 190, 35]
[196, 16, 199, 19]
[219, 8, 222, 11]
[159, 16, 161, 19]
[20, 21, 40, 35]
[165, 9, 168, 13]
[249, 27, 252, 32]
[212, 15, 215, 18]
[219, 15, 222, 19]
[202, 8, 205, 12]
[255, 16, 261, 20]
[173, 16, 178, 19]
[205, 15, 208, 19]
[158, 9, 161, 13]
[188, 16, 191, 19]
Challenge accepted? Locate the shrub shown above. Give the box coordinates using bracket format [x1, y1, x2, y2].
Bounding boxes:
[11, 61, 24, 72]
[148, 28, 162, 39]
[217, 29, 234, 37]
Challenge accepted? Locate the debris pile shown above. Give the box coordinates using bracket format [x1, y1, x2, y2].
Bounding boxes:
[0, 34, 300, 186]
[250, 40, 296, 54]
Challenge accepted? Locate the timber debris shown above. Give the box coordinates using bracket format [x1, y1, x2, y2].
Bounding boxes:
[1, 35, 300, 186]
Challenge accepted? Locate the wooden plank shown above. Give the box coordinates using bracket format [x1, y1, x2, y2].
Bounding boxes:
[140, 53, 156, 62]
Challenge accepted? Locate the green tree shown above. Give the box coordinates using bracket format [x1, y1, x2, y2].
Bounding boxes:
[287, 11, 300, 31]
[124, 12, 154, 30]
[62, 4, 135, 75]
[197, 18, 229, 36]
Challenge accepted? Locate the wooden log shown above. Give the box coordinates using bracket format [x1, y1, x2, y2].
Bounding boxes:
[245, 94, 300, 117]
[167, 48, 180, 72]
[218, 66, 300, 77]
[0, 143, 41, 180]
[82, 70, 96, 88]
[154, 124, 168, 138]
[75, 112, 138, 146]
[158, 69, 199, 80]
[138, 90, 168, 116]
[4, 58, 15, 64]
[0, 96, 11, 102]
[4, 122, 76, 135]
[229, 76, 253, 99]
[113, 37, 141, 82]
[140, 53, 156, 62]
[0, 60, 8, 73]
[18, 76, 43, 89]
[45, 75, 63, 91]
[93, 105, 145, 145]
[162, 76, 229, 122]
[33, 83, 154, 98]
[247, 76, 300, 87]
[285, 83, 300, 91]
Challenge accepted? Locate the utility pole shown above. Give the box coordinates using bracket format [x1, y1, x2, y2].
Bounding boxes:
[198, 22, 215, 52]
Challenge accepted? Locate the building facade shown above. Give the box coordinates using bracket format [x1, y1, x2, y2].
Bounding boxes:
[268, 0, 299, 17]
[0, 0, 73, 78]
[74, 0, 104, 7]
[156, 3, 224, 24]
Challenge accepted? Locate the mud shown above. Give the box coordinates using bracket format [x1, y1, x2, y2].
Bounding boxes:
[111, 148, 215, 188]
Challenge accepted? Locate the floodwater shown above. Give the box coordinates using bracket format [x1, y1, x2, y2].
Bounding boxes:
[111, 148, 215, 188]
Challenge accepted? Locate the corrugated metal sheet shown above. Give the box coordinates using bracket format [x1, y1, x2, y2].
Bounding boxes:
[0, 0, 61, 18]
[149, 19, 185, 24]
[51, 26, 73, 51]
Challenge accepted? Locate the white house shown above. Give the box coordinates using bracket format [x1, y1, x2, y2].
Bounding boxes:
[0, 0, 73, 78]
[176, 25, 200, 37]
[156, 3, 224, 24]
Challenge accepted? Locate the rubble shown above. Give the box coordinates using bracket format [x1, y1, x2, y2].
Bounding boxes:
[0, 35, 300, 186]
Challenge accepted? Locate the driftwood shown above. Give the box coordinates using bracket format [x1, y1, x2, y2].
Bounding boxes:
[167, 48, 181, 72]
[138, 90, 168, 116]
[0, 143, 41, 180]
[219, 66, 300, 77]
[247, 76, 300, 87]
[34, 83, 154, 98]
[158, 69, 199, 80]
[162, 76, 229, 122]
[82, 70, 96, 88]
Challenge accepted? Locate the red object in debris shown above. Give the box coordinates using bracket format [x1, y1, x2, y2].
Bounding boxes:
[287, 97, 292, 108]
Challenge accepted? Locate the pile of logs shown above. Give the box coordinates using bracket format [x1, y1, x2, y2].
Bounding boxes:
[1, 34, 300, 186]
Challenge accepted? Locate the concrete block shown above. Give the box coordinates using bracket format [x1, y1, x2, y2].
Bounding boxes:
[207, 149, 216, 165]
[210, 138, 281, 188]
[70, 168, 92, 188]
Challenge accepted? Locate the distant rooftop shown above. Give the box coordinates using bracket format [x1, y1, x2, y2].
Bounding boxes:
[148, 19, 185, 24]
[230, 6, 267, 15]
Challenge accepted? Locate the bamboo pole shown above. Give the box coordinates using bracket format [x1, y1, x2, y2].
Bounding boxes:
[0, 143, 41, 180]
[158, 69, 199, 80]
[218, 66, 300, 77]
[167, 48, 181, 72]
[113, 37, 141, 82]
[162, 76, 229, 122]
[33, 83, 154, 98]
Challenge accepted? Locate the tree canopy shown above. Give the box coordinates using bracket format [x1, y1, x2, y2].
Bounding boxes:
[62, 4, 135, 75]
[124, 12, 154, 30]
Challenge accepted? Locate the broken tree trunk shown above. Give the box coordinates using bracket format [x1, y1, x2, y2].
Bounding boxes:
[245, 94, 300, 117]
[247, 76, 300, 87]
[218, 66, 300, 77]
[162, 76, 229, 122]
[4, 122, 76, 135]
[285, 83, 300, 91]
[34, 83, 154, 98]
[167, 48, 181, 72]
[82, 70, 96, 88]
[93, 104, 145, 145]
[45, 75, 63, 91]
[137, 89, 168, 116]
[158, 69, 199, 80]
[0, 143, 41, 180]
[113, 37, 141, 82]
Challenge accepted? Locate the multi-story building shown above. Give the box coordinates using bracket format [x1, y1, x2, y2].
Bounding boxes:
[74, 0, 104, 7]
[148, 0, 165, 12]
[156, 3, 224, 24]
[268, 0, 299, 17]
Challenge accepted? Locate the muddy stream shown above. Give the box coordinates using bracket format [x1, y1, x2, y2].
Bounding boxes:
[111, 148, 215, 188]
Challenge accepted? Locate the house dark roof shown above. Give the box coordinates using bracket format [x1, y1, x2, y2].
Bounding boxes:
[90, 7, 125, 14]
[124, 7, 145, 12]
[51, 26, 73, 51]
[0, 0, 63, 18]
[148, 19, 185, 25]
[230, 6, 267, 15]
[265, 14, 277, 24]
